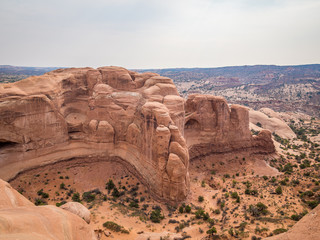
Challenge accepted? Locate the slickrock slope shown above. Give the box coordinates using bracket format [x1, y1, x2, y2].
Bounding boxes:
[184, 94, 275, 160]
[249, 108, 297, 139]
[0, 66, 189, 203]
[264, 205, 320, 240]
[0, 179, 96, 240]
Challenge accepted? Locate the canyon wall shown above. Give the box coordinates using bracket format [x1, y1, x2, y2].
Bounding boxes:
[0, 66, 189, 203]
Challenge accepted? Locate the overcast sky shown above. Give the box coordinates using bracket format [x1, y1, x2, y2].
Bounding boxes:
[0, 0, 319, 69]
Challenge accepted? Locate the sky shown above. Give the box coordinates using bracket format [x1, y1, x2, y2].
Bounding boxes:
[0, 0, 319, 69]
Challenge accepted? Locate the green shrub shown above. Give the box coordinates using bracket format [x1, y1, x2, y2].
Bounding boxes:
[307, 200, 319, 209]
[185, 205, 191, 213]
[106, 179, 115, 191]
[150, 209, 164, 223]
[231, 192, 239, 199]
[72, 192, 81, 202]
[111, 188, 120, 198]
[103, 221, 129, 234]
[129, 201, 139, 208]
[206, 226, 217, 235]
[82, 192, 95, 203]
[275, 186, 282, 195]
[179, 206, 184, 213]
[273, 228, 287, 235]
[249, 202, 268, 217]
[35, 198, 47, 206]
[198, 196, 204, 202]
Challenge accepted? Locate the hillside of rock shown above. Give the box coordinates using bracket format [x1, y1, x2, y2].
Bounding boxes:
[249, 108, 297, 139]
[0, 179, 96, 240]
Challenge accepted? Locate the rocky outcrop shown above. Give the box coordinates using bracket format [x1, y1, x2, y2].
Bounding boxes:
[265, 204, 320, 240]
[0, 179, 96, 240]
[0, 66, 189, 203]
[0, 67, 275, 202]
[249, 108, 297, 139]
[184, 94, 275, 160]
[60, 202, 91, 224]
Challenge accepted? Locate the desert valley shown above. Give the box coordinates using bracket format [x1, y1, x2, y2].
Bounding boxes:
[0, 65, 319, 240]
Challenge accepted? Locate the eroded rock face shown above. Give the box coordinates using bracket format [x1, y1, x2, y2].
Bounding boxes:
[0, 179, 96, 240]
[0, 66, 188, 203]
[184, 94, 275, 160]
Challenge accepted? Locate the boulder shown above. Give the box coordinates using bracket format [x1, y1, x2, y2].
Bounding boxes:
[60, 201, 91, 224]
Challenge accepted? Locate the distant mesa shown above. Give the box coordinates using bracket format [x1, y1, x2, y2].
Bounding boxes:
[0, 66, 275, 203]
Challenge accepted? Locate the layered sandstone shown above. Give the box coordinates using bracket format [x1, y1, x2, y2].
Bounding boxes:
[184, 94, 275, 160]
[0, 67, 276, 203]
[0, 179, 96, 240]
[0, 66, 189, 203]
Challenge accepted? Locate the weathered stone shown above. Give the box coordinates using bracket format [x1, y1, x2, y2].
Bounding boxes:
[0, 66, 188, 203]
[184, 94, 275, 159]
[0, 179, 96, 240]
[60, 201, 91, 224]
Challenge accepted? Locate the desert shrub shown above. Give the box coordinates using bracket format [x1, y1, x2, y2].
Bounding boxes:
[249, 203, 268, 217]
[82, 192, 95, 203]
[198, 196, 204, 202]
[103, 221, 129, 234]
[214, 209, 221, 214]
[185, 205, 191, 213]
[201, 180, 205, 187]
[56, 201, 67, 207]
[206, 226, 217, 235]
[273, 228, 287, 235]
[300, 191, 314, 198]
[300, 159, 311, 169]
[307, 200, 319, 209]
[150, 209, 164, 223]
[179, 206, 184, 213]
[245, 189, 258, 196]
[275, 186, 282, 195]
[35, 198, 47, 206]
[231, 192, 239, 199]
[291, 210, 308, 221]
[72, 192, 81, 202]
[106, 179, 115, 191]
[111, 188, 120, 198]
[42, 192, 49, 198]
[129, 201, 139, 208]
[37, 189, 49, 198]
[60, 182, 66, 190]
[195, 208, 205, 219]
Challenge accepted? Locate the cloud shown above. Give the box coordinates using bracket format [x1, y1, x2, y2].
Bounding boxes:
[0, 0, 319, 68]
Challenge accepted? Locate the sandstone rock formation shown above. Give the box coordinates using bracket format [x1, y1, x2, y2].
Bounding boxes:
[0, 179, 96, 240]
[0, 67, 276, 203]
[60, 201, 91, 224]
[249, 108, 296, 139]
[184, 94, 275, 160]
[0, 66, 189, 203]
[265, 204, 320, 240]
